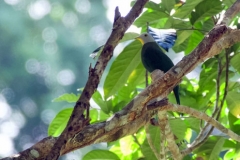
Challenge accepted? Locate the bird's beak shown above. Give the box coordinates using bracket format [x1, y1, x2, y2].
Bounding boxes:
[135, 36, 144, 45]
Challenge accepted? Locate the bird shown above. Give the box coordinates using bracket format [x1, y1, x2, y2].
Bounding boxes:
[136, 32, 180, 105]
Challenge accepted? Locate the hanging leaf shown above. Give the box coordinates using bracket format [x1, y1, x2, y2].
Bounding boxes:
[83, 150, 120, 160]
[92, 90, 110, 114]
[226, 91, 240, 118]
[209, 137, 225, 160]
[134, 10, 169, 27]
[104, 41, 141, 99]
[48, 108, 73, 137]
[162, 0, 176, 13]
[52, 93, 78, 103]
[230, 53, 240, 73]
[173, 0, 203, 19]
[190, 0, 222, 24]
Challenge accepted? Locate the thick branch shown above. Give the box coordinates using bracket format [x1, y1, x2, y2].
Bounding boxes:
[158, 110, 182, 160]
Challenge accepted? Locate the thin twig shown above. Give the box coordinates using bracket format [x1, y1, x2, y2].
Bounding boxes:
[218, 49, 230, 119]
[132, 134, 142, 148]
[145, 124, 160, 159]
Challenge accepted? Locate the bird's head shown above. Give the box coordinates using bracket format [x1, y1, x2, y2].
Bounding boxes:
[135, 33, 155, 45]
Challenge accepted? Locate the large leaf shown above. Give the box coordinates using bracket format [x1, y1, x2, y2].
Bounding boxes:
[209, 137, 225, 160]
[230, 52, 240, 73]
[184, 30, 204, 54]
[82, 150, 120, 160]
[162, 0, 176, 13]
[222, 0, 236, 7]
[172, 36, 190, 53]
[174, 30, 193, 46]
[52, 93, 78, 103]
[202, 18, 215, 32]
[166, 17, 192, 29]
[198, 59, 217, 93]
[141, 126, 160, 160]
[48, 108, 72, 137]
[173, 0, 203, 19]
[127, 62, 145, 87]
[134, 10, 169, 27]
[185, 117, 201, 132]
[145, 1, 163, 12]
[104, 41, 141, 99]
[92, 90, 110, 114]
[194, 137, 223, 156]
[169, 118, 187, 141]
[226, 91, 240, 118]
[190, 0, 222, 24]
[228, 112, 240, 133]
[120, 32, 139, 43]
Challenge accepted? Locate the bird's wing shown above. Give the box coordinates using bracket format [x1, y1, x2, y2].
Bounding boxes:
[141, 43, 174, 73]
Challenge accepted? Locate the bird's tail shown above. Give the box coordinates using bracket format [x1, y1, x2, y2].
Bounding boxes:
[173, 85, 180, 105]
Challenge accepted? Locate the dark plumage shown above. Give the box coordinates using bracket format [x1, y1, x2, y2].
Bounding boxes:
[136, 33, 180, 105]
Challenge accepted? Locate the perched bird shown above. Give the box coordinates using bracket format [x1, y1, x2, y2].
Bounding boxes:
[136, 32, 180, 105]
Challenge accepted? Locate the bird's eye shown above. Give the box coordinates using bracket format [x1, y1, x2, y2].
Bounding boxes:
[144, 34, 147, 37]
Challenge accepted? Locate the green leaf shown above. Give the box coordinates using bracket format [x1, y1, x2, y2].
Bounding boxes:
[230, 53, 240, 73]
[118, 84, 135, 102]
[104, 41, 141, 99]
[92, 90, 110, 114]
[198, 59, 218, 93]
[145, 1, 162, 12]
[162, 0, 176, 13]
[184, 30, 204, 54]
[99, 109, 109, 121]
[202, 18, 215, 32]
[194, 137, 223, 156]
[172, 37, 190, 53]
[48, 108, 72, 137]
[185, 117, 201, 132]
[52, 93, 78, 103]
[168, 90, 197, 107]
[224, 149, 237, 160]
[141, 126, 160, 160]
[89, 108, 99, 123]
[228, 112, 240, 133]
[174, 30, 193, 46]
[127, 63, 145, 87]
[226, 91, 240, 118]
[120, 32, 139, 43]
[119, 136, 139, 156]
[209, 137, 225, 160]
[83, 149, 120, 160]
[134, 10, 169, 27]
[173, 0, 203, 19]
[222, 0, 236, 7]
[166, 17, 192, 29]
[190, 0, 222, 24]
[169, 118, 187, 140]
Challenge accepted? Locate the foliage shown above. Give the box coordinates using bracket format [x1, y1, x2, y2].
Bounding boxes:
[48, 0, 240, 159]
